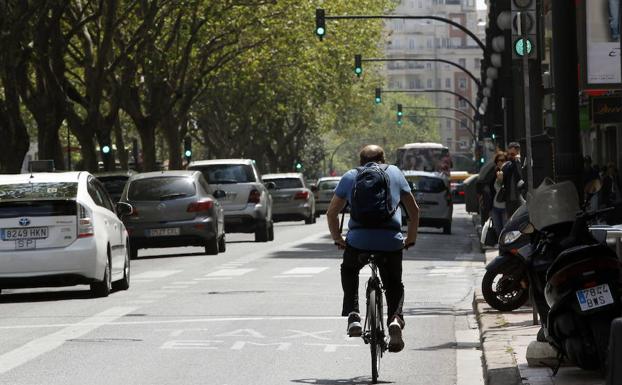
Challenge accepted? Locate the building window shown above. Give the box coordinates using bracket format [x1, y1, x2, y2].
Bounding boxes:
[445, 78, 451, 88]
[459, 99, 467, 108]
[450, 37, 462, 48]
[436, 79, 441, 88]
[458, 78, 467, 89]
[409, 39, 416, 49]
[474, 58, 480, 69]
[397, 80, 403, 89]
[446, 120, 452, 129]
[427, 39, 433, 48]
[409, 80, 416, 89]
[427, 79, 433, 88]
[458, 58, 466, 67]
[461, 119, 468, 129]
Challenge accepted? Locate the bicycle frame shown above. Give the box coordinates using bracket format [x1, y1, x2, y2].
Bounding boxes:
[361, 255, 387, 383]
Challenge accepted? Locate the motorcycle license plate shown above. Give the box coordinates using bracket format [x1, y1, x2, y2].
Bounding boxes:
[576, 284, 614, 311]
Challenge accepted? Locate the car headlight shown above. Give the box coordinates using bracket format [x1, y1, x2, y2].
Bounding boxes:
[501, 230, 522, 245]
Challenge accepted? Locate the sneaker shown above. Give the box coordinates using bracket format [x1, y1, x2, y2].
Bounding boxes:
[388, 318, 405, 353]
[347, 312, 362, 337]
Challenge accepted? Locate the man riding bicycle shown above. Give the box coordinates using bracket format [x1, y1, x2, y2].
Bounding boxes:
[326, 145, 420, 353]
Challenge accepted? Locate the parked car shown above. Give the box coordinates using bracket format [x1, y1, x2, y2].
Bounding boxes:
[95, 170, 136, 202]
[119, 171, 225, 257]
[449, 171, 471, 204]
[403, 170, 453, 234]
[262, 173, 315, 224]
[0, 172, 131, 297]
[313, 176, 342, 217]
[187, 159, 274, 242]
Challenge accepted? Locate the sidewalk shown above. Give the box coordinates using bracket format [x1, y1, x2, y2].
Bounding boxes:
[474, 250, 605, 385]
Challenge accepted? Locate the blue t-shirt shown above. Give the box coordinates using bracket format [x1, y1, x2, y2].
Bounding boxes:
[335, 163, 412, 251]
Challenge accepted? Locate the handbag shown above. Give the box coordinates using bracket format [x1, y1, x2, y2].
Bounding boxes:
[480, 217, 498, 246]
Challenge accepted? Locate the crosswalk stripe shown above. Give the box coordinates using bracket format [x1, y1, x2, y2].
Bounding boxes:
[206, 268, 254, 277]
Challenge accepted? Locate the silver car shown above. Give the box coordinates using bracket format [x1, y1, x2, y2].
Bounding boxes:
[119, 171, 225, 257]
[313, 176, 342, 217]
[402, 170, 453, 234]
[262, 173, 316, 224]
[187, 159, 274, 242]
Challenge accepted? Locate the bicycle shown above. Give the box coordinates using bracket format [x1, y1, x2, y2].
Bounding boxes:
[359, 252, 387, 384]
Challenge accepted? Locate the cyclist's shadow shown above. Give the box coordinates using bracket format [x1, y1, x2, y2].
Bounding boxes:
[291, 378, 393, 384]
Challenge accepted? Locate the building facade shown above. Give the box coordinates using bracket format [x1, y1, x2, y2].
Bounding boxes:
[382, 0, 485, 156]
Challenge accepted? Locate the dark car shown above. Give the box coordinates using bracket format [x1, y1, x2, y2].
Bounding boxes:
[96, 170, 136, 202]
[119, 171, 225, 258]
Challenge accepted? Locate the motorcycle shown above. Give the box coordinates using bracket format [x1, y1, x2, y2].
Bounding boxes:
[481, 204, 531, 311]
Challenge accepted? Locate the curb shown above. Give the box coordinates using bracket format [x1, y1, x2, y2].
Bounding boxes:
[473, 289, 523, 385]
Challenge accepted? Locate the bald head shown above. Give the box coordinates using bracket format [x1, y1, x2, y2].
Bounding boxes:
[359, 145, 386, 166]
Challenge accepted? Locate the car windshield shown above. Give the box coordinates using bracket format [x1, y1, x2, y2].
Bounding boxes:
[98, 177, 128, 197]
[264, 178, 303, 189]
[128, 177, 196, 201]
[0, 182, 78, 201]
[192, 164, 256, 184]
[407, 176, 446, 193]
[318, 180, 339, 190]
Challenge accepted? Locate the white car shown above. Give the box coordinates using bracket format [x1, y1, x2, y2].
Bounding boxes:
[0, 172, 132, 297]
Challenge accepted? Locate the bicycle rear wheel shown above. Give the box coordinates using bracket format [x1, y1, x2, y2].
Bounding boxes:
[368, 285, 383, 383]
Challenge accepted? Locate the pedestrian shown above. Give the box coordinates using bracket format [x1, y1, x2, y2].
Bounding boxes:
[491, 151, 508, 238]
[500, 142, 525, 217]
[609, 0, 620, 41]
[326, 145, 419, 353]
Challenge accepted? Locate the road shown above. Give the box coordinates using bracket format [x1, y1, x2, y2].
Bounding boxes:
[0, 205, 484, 385]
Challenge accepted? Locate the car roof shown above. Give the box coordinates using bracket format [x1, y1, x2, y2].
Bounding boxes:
[0, 172, 86, 185]
[129, 170, 199, 180]
[262, 173, 303, 179]
[188, 159, 254, 167]
[94, 170, 137, 178]
[402, 170, 447, 179]
[317, 176, 342, 182]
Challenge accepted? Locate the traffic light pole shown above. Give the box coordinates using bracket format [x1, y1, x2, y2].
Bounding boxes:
[323, 14, 485, 51]
[519, 12, 534, 196]
[381, 89, 478, 115]
[363, 58, 481, 89]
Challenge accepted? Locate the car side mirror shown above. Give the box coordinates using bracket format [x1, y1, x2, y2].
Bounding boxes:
[408, 181, 415, 191]
[116, 202, 133, 217]
[213, 190, 226, 199]
[265, 182, 276, 190]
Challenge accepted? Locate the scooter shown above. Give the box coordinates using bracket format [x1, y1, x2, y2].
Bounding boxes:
[482, 204, 531, 311]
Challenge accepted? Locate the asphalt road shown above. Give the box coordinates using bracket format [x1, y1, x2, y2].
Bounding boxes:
[0, 205, 485, 385]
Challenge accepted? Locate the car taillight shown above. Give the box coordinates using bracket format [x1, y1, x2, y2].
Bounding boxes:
[458, 190, 465, 196]
[294, 191, 309, 200]
[248, 189, 261, 204]
[77, 203, 94, 238]
[187, 199, 214, 212]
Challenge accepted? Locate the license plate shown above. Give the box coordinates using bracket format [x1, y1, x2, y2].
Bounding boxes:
[15, 239, 36, 250]
[2, 227, 48, 241]
[576, 284, 614, 311]
[273, 196, 290, 202]
[147, 228, 180, 237]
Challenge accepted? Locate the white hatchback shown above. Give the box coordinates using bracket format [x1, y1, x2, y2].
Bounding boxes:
[0, 172, 131, 297]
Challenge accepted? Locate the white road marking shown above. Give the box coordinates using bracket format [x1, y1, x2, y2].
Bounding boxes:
[132, 270, 182, 279]
[194, 277, 233, 281]
[0, 315, 436, 330]
[172, 281, 199, 285]
[160, 287, 184, 290]
[273, 275, 314, 279]
[0, 306, 137, 374]
[281, 267, 329, 275]
[206, 269, 254, 277]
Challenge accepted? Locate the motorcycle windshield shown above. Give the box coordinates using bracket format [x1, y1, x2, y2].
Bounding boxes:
[504, 203, 529, 232]
[528, 180, 580, 231]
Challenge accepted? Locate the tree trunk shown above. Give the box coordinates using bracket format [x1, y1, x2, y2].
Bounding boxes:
[163, 115, 182, 170]
[114, 118, 128, 170]
[138, 123, 157, 171]
[36, 116, 65, 170]
[0, 103, 29, 174]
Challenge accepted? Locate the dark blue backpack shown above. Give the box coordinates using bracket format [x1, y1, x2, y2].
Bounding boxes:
[350, 163, 396, 227]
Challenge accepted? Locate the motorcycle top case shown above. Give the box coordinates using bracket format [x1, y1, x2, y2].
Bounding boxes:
[528, 179, 580, 231]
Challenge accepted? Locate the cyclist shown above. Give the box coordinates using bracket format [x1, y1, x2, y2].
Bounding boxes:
[326, 145, 420, 353]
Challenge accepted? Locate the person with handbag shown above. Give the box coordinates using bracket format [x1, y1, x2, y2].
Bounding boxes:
[491, 152, 508, 239]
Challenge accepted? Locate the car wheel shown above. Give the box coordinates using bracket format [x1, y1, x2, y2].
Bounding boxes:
[113, 245, 131, 291]
[443, 221, 452, 235]
[218, 234, 226, 252]
[205, 236, 219, 255]
[91, 254, 112, 298]
[129, 245, 138, 260]
[305, 214, 314, 225]
[255, 220, 269, 242]
[268, 221, 274, 241]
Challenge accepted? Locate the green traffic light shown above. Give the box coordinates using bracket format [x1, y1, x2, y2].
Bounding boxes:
[102, 145, 111, 154]
[514, 38, 533, 56]
[316, 27, 325, 36]
[184, 150, 192, 158]
[354, 67, 362, 75]
[397, 111, 403, 117]
[375, 97, 381, 104]
[296, 163, 303, 170]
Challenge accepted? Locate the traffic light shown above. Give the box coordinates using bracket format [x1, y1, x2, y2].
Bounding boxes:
[315, 9, 326, 40]
[354, 54, 362, 77]
[374, 87, 382, 104]
[511, 0, 537, 59]
[100, 141, 112, 171]
[295, 160, 303, 171]
[184, 136, 192, 162]
[397, 104, 403, 117]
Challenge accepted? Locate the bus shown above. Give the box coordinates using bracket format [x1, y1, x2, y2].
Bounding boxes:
[395, 143, 452, 175]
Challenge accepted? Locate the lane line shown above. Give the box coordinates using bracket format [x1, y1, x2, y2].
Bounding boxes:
[273, 275, 314, 279]
[194, 277, 233, 281]
[132, 270, 182, 279]
[206, 269, 254, 277]
[0, 315, 435, 331]
[0, 306, 137, 374]
[281, 267, 329, 275]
